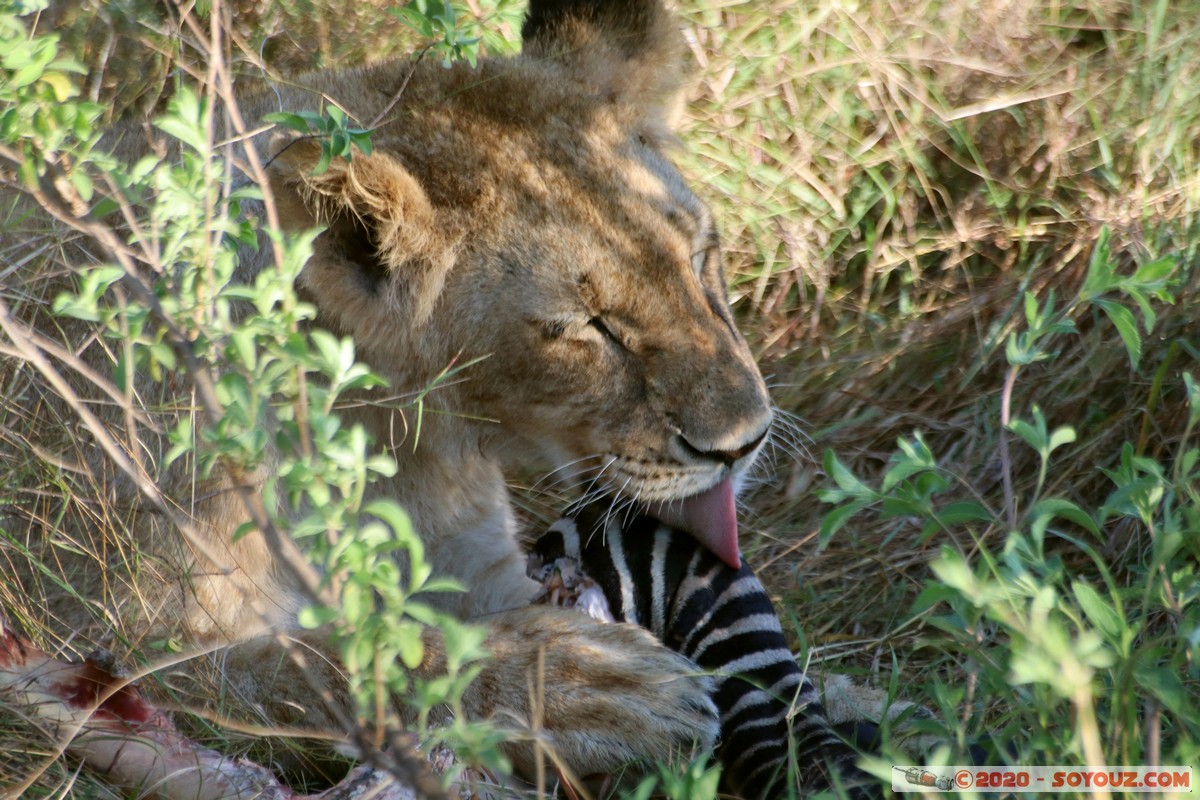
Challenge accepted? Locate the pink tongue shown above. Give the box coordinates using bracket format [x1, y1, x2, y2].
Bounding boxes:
[646, 478, 740, 569]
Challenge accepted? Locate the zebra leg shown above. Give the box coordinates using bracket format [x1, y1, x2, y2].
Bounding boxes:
[665, 555, 879, 799]
[718, 668, 881, 799]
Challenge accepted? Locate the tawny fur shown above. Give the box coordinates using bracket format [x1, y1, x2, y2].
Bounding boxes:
[1, 0, 773, 781]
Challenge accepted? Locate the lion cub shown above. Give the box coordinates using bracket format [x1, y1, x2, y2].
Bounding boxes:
[2, 0, 777, 785]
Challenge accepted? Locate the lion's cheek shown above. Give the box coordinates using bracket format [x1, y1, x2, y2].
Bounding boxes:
[484, 375, 658, 465]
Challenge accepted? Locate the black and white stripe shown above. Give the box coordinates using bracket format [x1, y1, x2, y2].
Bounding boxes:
[530, 502, 875, 799]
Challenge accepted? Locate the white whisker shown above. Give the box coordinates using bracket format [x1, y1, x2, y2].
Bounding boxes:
[530, 453, 609, 495]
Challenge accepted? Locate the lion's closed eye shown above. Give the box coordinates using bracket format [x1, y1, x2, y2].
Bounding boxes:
[535, 316, 572, 340]
[531, 313, 629, 351]
[586, 317, 626, 350]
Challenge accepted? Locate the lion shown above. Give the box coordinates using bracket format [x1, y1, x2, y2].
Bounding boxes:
[0, 0, 785, 787]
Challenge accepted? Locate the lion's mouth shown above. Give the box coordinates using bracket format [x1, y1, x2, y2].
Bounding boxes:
[643, 477, 740, 568]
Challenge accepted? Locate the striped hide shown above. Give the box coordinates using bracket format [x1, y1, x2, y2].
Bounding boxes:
[528, 502, 876, 799]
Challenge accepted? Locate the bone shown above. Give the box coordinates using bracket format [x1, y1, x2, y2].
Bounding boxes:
[527, 553, 615, 624]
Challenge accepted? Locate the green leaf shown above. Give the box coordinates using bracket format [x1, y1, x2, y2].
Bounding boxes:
[329, 129, 349, 158]
[342, 581, 372, 623]
[823, 450, 873, 498]
[69, 168, 93, 202]
[309, 329, 342, 372]
[880, 458, 929, 493]
[420, 576, 467, 594]
[163, 417, 195, 470]
[1129, 255, 1176, 288]
[1095, 299, 1141, 369]
[442, 620, 488, 665]
[818, 500, 868, 548]
[930, 548, 980, 600]
[154, 90, 210, 153]
[1134, 664, 1189, 718]
[51, 293, 99, 322]
[1022, 290, 1040, 326]
[10, 60, 45, 89]
[1029, 497, 1100, 538]
[880, 495, 929, 518]
[231, 521, 257, 542]
[10, 0, 50, 14]
[937, 501, 993, 527]
[1179, 447, 1198, 480]
[349, 130, 374, 156]
[1008, 419, 1046, 450]
[397, 622, 425, 669]
[313, 144, 333, 175]
[297, 605, 339, 629]
[1082, 225, 1113, 297]
[18, 146, 38, 188]
[910, 582, 959, 616]
[1185, 373, 1200, 428]
[1047, 425, 1076, 453]
[364, 499, 415, 541]
[40, 71, 76, 102]
[397, 6, 435, 36]
[1005, 331, 1044, 366]
[263, 111, 312, 133]
[1071, 580, 1123, 645]
[1129, 289, 1158, 333]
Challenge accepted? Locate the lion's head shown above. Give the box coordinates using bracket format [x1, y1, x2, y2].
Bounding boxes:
[265, 0, 771, 566]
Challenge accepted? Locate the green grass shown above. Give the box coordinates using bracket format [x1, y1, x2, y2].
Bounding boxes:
[672, 0, 1200, 792]
[5, 0, 1199, 797]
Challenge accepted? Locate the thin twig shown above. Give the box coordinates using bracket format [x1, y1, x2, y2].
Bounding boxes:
[998, 365, 1018, 530]
[369, 44, 434, 130]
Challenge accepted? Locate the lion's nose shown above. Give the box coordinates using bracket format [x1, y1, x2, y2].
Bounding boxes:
[677, 427, 769, 467]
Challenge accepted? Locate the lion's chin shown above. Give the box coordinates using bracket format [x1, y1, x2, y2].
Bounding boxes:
[644, 477, 740, 568]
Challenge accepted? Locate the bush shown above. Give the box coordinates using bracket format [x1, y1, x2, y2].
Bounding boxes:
[1, 0, 500, 794]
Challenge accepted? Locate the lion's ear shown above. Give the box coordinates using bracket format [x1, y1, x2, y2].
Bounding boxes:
[521, 0, 688, 131]
[266, 138, 454, 333]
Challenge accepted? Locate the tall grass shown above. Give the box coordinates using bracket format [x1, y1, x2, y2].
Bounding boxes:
[676, 0, 1200, 793]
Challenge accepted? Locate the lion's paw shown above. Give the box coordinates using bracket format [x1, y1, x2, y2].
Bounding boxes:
[471, 606, 718, 780]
